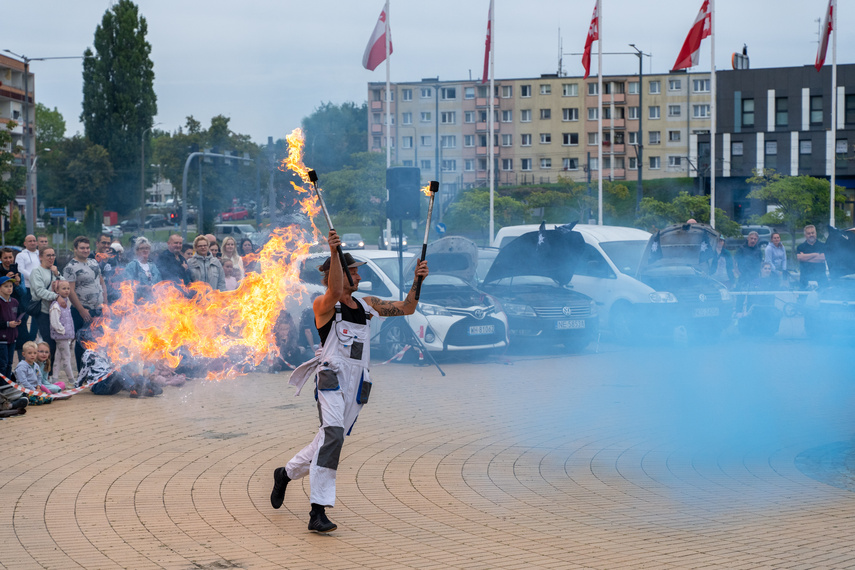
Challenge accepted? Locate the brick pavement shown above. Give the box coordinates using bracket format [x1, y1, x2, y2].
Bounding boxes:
[2, 339, 854, 569]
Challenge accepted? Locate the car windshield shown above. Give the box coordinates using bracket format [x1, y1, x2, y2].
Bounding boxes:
[234, 225, 255, 233]
[599, 240, 647, 274]
[342, 234, 362, 241]
[373, 257, 410, 287]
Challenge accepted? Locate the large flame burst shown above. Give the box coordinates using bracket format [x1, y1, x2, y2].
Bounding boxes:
[92, 128, 322, 380]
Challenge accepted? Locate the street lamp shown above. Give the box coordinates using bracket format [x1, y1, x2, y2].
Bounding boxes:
[629, 44, 650, 214]
[140, 122, 161, 233]
[3, 50, 87, 235]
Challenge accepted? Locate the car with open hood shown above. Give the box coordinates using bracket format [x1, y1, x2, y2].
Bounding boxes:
[803, 226, 855, 338]
[300, 238, 508, 360]
[481, 224, 598, 352]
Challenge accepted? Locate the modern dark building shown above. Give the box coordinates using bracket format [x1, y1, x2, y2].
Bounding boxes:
[695, 63, 855, 223]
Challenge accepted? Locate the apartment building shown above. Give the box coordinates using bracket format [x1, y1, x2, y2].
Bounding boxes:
[0, 53, 34, 214]
[368, 71, 711, 197]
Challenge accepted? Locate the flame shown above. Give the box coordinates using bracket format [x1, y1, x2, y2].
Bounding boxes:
[91, 128, 326, 380]
[420, 184, 431, 197]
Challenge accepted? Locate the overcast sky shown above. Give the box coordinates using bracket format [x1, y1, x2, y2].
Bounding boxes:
[8, 0, 851, 144]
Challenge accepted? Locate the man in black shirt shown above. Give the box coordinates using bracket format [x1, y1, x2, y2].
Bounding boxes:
[156, 234, 191, 286]
[735, 231, 763, 288]
[796, 224, 827, 288]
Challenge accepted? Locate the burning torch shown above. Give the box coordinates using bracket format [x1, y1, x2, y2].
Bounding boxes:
[307, 169, 354, 287]
[414, 181, 439, 300]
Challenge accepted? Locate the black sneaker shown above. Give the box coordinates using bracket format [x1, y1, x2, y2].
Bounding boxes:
[308, 504, 337, 533]
[10, 397, 28, 410]
[270, 467, 290, 509]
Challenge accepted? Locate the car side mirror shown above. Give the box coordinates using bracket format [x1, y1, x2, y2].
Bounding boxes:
[360, 280, 373, 292]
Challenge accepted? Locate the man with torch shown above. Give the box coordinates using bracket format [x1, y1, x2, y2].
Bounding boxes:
[270, 209, 430, 533]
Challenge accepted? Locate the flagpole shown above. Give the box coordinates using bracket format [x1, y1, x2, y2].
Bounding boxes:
[830, 0, 837, 228]
[597, 0, 603, 225]
[709, 0, 716, 229]
[384, 0, 391, 170]
[488, 0, 496, 246]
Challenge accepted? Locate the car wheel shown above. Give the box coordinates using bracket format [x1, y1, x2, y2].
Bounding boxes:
[380, 319, 415, 361]
[609, 302, 636, 344]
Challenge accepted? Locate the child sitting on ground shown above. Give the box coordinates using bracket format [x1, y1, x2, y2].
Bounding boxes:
[36, 341, 65, 394]
[50, 280, 76, 384]
[16, 341, 51, 405]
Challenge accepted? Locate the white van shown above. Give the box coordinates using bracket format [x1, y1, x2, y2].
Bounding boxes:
[493, 224, 671, 340]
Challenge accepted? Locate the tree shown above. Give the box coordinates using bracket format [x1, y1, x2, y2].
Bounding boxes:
[445, 189, 527, 239]
[38, 136, 114, 215]
[637, 191, 741, 237]
[301, 102, 368, 175]
[34, 103, 66, 153]
[81, 0, 156, 214]
[0, 122, 25, 206]
[522, 177, 632, 225]
[318, 151, 386, 227]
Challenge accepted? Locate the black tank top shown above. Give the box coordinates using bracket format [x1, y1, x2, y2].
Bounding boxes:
[318, 300, 368, 345]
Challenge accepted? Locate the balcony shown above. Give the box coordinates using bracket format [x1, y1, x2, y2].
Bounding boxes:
[370, 100, 384, 110]
[606, 143, 626, 154]
[371, 124, 383, 133]
[475, 122, 500, 133]
[476, 146, 488, 156]
[476, 97, 499, 108]
[607, 168, 626, 179]
[602, 118, 626, 129]
[603, 93, 626, 104]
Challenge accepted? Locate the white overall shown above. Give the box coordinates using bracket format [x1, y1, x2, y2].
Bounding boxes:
[285, 298, 376, 507]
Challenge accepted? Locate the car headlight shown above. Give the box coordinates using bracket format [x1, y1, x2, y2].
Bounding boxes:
[503, 302, 537, 317]
[649, 291, 678, 303]
[719, 289, 731, 301]
[402, 238, 407, 246]
[419, 303, 453, 317]
[590, 299, 598, 315]
[358, 241, 364, 247]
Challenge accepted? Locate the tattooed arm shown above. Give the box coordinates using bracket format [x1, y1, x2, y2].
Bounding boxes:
[364, 260, 429, 316]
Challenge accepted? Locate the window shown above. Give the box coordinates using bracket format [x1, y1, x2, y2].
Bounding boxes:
[501, 134, 513, 146]
[602, 107, 625, 120]
[649, 156, 661, 169]
[628, 131, 639, 145]
[521, 134, 532, 146]
[477, 85, 489, 97]
[402, 160, 413, 167]
[420, 87, 432, 98]
[464, 134, 475, 147]
[602, 157, 611, 169]
[649, 131, 661, 145]
[478, 158, 487, 170]
[628, 106, 640, 120]
[846, 95, 855, 124]
[562, 133, 579, 145]
[501, 110, 513, 122]
[775, 97, 789, 127]
[668, 130, 681, 142]
[693, 104, 710, 118]
[402, 136, 413, 149]
[540, 133, 551, 144]
[501, 85, 513, 98]
[464, 159, 475, 171]
[837, 139, 848, 154]
[810, 95, 823, 125]
[402, 112, 412, 125]
[540, 84, 552, 95]
[464, 87, 475, 99]
[402, 89, 412, 101]
[464, 111, 476, 123]
[604, 82, 625, 95]
[628, 81, 639, 95]
[478, 134, 488, 146]
[440, 87, 456, 100]
[668, 156, 682, 168]
[649, 106, 660, 120]
[693, 78, 710, 92]
[563, 157, 579, 170]
[501, 158, 513, 171]
[521, 109, 532, 122]
[540, 108, 552, 120]
[668, 79, 682, 91]
[742, 98, 755, 128]
[765, 141, 778, 155]
[440, 111, 456, 124]
[800, 140, 812, 154]
[521, 158, 532, 171]
[588, 132, 598, 145]
[562, 108, 579, 121]
[420, 111, 432, 123]
[420, 135, 432, 146]
[521, 84, 532, 97]
[649, 81, 661, 94]
[540, 158, 552, 169]
[588, 83, 599, 96]
[589, 157, 599, 171]
[562, 83, 578, 97]
[629, 157, 638, 169]
[372, 113, 381, 124]
[420, 159, 431, 170]
[441, 159, 456, 172]
[372, 136, 381, 148]
[440, 135, 457, 148]
[588, 107, 599, 120]
[668, 105, 681, 117]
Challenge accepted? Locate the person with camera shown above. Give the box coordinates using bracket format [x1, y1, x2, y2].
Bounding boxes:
[62, 237, 108, 371]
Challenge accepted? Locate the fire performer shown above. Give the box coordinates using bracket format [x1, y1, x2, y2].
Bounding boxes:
[270, 229, 429, 533]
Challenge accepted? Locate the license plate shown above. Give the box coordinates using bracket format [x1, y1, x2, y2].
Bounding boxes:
[693, 307, 719, 317]
[555, 319, 585, 330]
[468, 325, 495, 335]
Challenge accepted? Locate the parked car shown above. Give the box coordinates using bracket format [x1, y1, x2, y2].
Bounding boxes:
[220, 207, 250, 221]
[119, 219, 140, 232]
[341, 233, 365, 250]
[102, 224, 123, 239]
[214, 223, 260, 245]
[144, 214, 168, 228]
[378, 228, 408, 251]
[726, 224, 774, 248]
[300, 240, 508, 360]
[481, 226, 598, 352]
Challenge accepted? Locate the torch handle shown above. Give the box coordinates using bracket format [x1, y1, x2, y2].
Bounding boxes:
[334, 243, 354, 287]
[414, 243, 428, 301]
[414, 192, 436, 301]
[311, 175, 354, 286]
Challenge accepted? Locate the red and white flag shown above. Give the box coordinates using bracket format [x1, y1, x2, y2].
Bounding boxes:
[481, 0, 493, 84]
[581, 1, 599, 79]
[362, 6, 392, 71]
[672, 0, 711, 71]
[815, 0, 834, 71]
